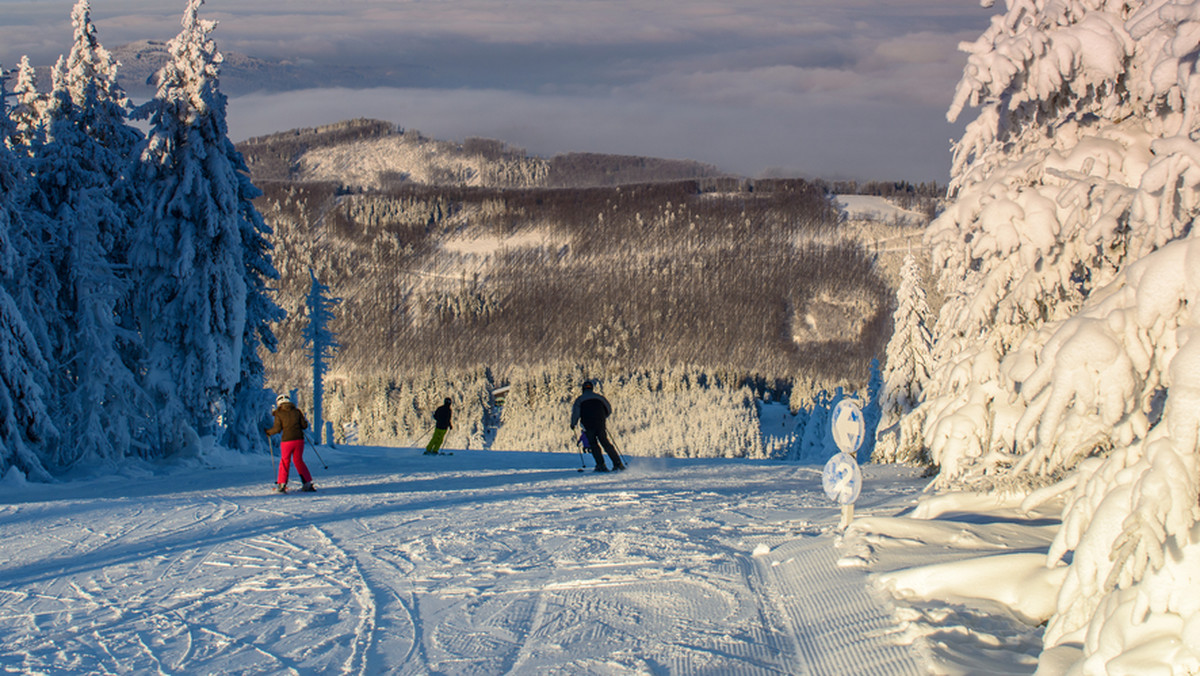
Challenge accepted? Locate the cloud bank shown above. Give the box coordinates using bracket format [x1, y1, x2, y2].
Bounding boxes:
[0, 0, 994, 182]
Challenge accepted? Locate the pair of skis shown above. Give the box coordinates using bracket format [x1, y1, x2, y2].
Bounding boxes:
[272, 483, 316, 494]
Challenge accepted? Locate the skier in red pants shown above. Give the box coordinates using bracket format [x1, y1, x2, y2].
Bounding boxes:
[265, 393, 315, 493]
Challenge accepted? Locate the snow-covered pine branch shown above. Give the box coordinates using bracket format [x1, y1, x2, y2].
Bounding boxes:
[922, 0, 1200, 485]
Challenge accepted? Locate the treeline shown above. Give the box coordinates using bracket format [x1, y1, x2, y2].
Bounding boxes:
[321, 362, 767, 459]
[457, 139, 722, 186]
[543, 152, 722, 187]
[257, 172, 895, 448]
[815, 178, 944, 199]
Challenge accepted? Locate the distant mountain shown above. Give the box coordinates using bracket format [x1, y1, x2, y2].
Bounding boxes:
[239, 118, 725, 190]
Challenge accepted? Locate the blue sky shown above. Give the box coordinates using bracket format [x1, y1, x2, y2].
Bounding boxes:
[0, 0, 995, 182]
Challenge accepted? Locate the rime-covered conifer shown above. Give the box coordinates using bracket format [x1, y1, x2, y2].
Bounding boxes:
[794, 389, 835, 464]
[29, 53, 149, 467]
[63, 0, 142, 250]
[911, 0, 1200, 667]
[0, 68, 54, 480]
[131, 0, 282, 453]
[11, 56, 45, 148]
[875, 253, 932, 464]
[302, 269, 341, 445]
[859, 358, 881, 462]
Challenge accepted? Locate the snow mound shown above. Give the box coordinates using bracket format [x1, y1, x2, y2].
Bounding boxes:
[835, 194, 925, 226]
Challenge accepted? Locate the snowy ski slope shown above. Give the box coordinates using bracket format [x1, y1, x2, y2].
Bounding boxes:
[0, 445, 933, 674]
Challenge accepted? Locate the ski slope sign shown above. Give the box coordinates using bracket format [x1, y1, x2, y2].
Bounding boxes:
[829, 398, 865, 456]
[822, 453, 862, 505]
[824, 398, 864, 527]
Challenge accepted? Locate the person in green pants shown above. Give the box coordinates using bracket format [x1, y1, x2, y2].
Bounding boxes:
[424, 398, 453, 455]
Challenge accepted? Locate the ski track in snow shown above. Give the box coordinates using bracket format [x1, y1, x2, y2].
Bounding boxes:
[0, 448, 929, 674]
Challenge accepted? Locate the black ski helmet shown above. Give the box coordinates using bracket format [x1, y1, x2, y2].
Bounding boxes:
[582, 381, 594, 391]
[444, 397, 452, 406]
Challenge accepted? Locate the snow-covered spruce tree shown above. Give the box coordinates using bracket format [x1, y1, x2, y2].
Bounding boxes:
[26, 57, 149, 468]
[915, 0, 1200, 669]
[0, 67, 54, 481]
[302, 269, 341, 445]
[5, 66, 59, 441]
[921, 0, 1197, 483]
[11, 56, 45, 148]
[131, 0, 283, 455]
[62, 0, 143, 250]
[874, 253, 932, 464]
[63, 0, 152, 454]
[783, 406, 809, 461]
[794, 388, 835, 464]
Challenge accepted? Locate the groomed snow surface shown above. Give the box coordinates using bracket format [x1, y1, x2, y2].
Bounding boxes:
[0, 444, 1064, 675]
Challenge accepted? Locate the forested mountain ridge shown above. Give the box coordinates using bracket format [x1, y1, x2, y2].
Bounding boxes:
[242, 120, 931, 452]
[239, 118, 725, 189]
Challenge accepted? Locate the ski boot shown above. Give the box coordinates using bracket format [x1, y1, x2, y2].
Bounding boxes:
[274, 482, 287, 493]
[301, 481, 316, 492]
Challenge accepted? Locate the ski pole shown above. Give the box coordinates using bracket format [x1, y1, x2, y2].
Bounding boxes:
[574, 431, 587, 472]
[411, 428, 434, 450]
[611, 433, 628, 469]
[303, 431, 329, 469]
[311, 444, 328, 470]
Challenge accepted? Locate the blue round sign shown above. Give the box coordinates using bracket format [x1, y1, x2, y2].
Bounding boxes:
[830, 398, 865, 456]
[822, 452, 862, 505]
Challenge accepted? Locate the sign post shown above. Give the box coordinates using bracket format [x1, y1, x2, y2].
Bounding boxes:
[822, 398, 865, 530]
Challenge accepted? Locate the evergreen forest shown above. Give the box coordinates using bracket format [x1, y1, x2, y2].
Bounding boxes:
[244, 121, 919, 456]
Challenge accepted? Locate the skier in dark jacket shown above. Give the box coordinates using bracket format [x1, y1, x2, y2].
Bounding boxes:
[570, 381, 624, 472]
[425, 398, 453, 455]
[265, 393, 314, 492]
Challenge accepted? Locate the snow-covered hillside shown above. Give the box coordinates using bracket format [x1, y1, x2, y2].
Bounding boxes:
[299, 133, 551, 190]
[254, 173, 896, 453]
[836, 194, 927, 227]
